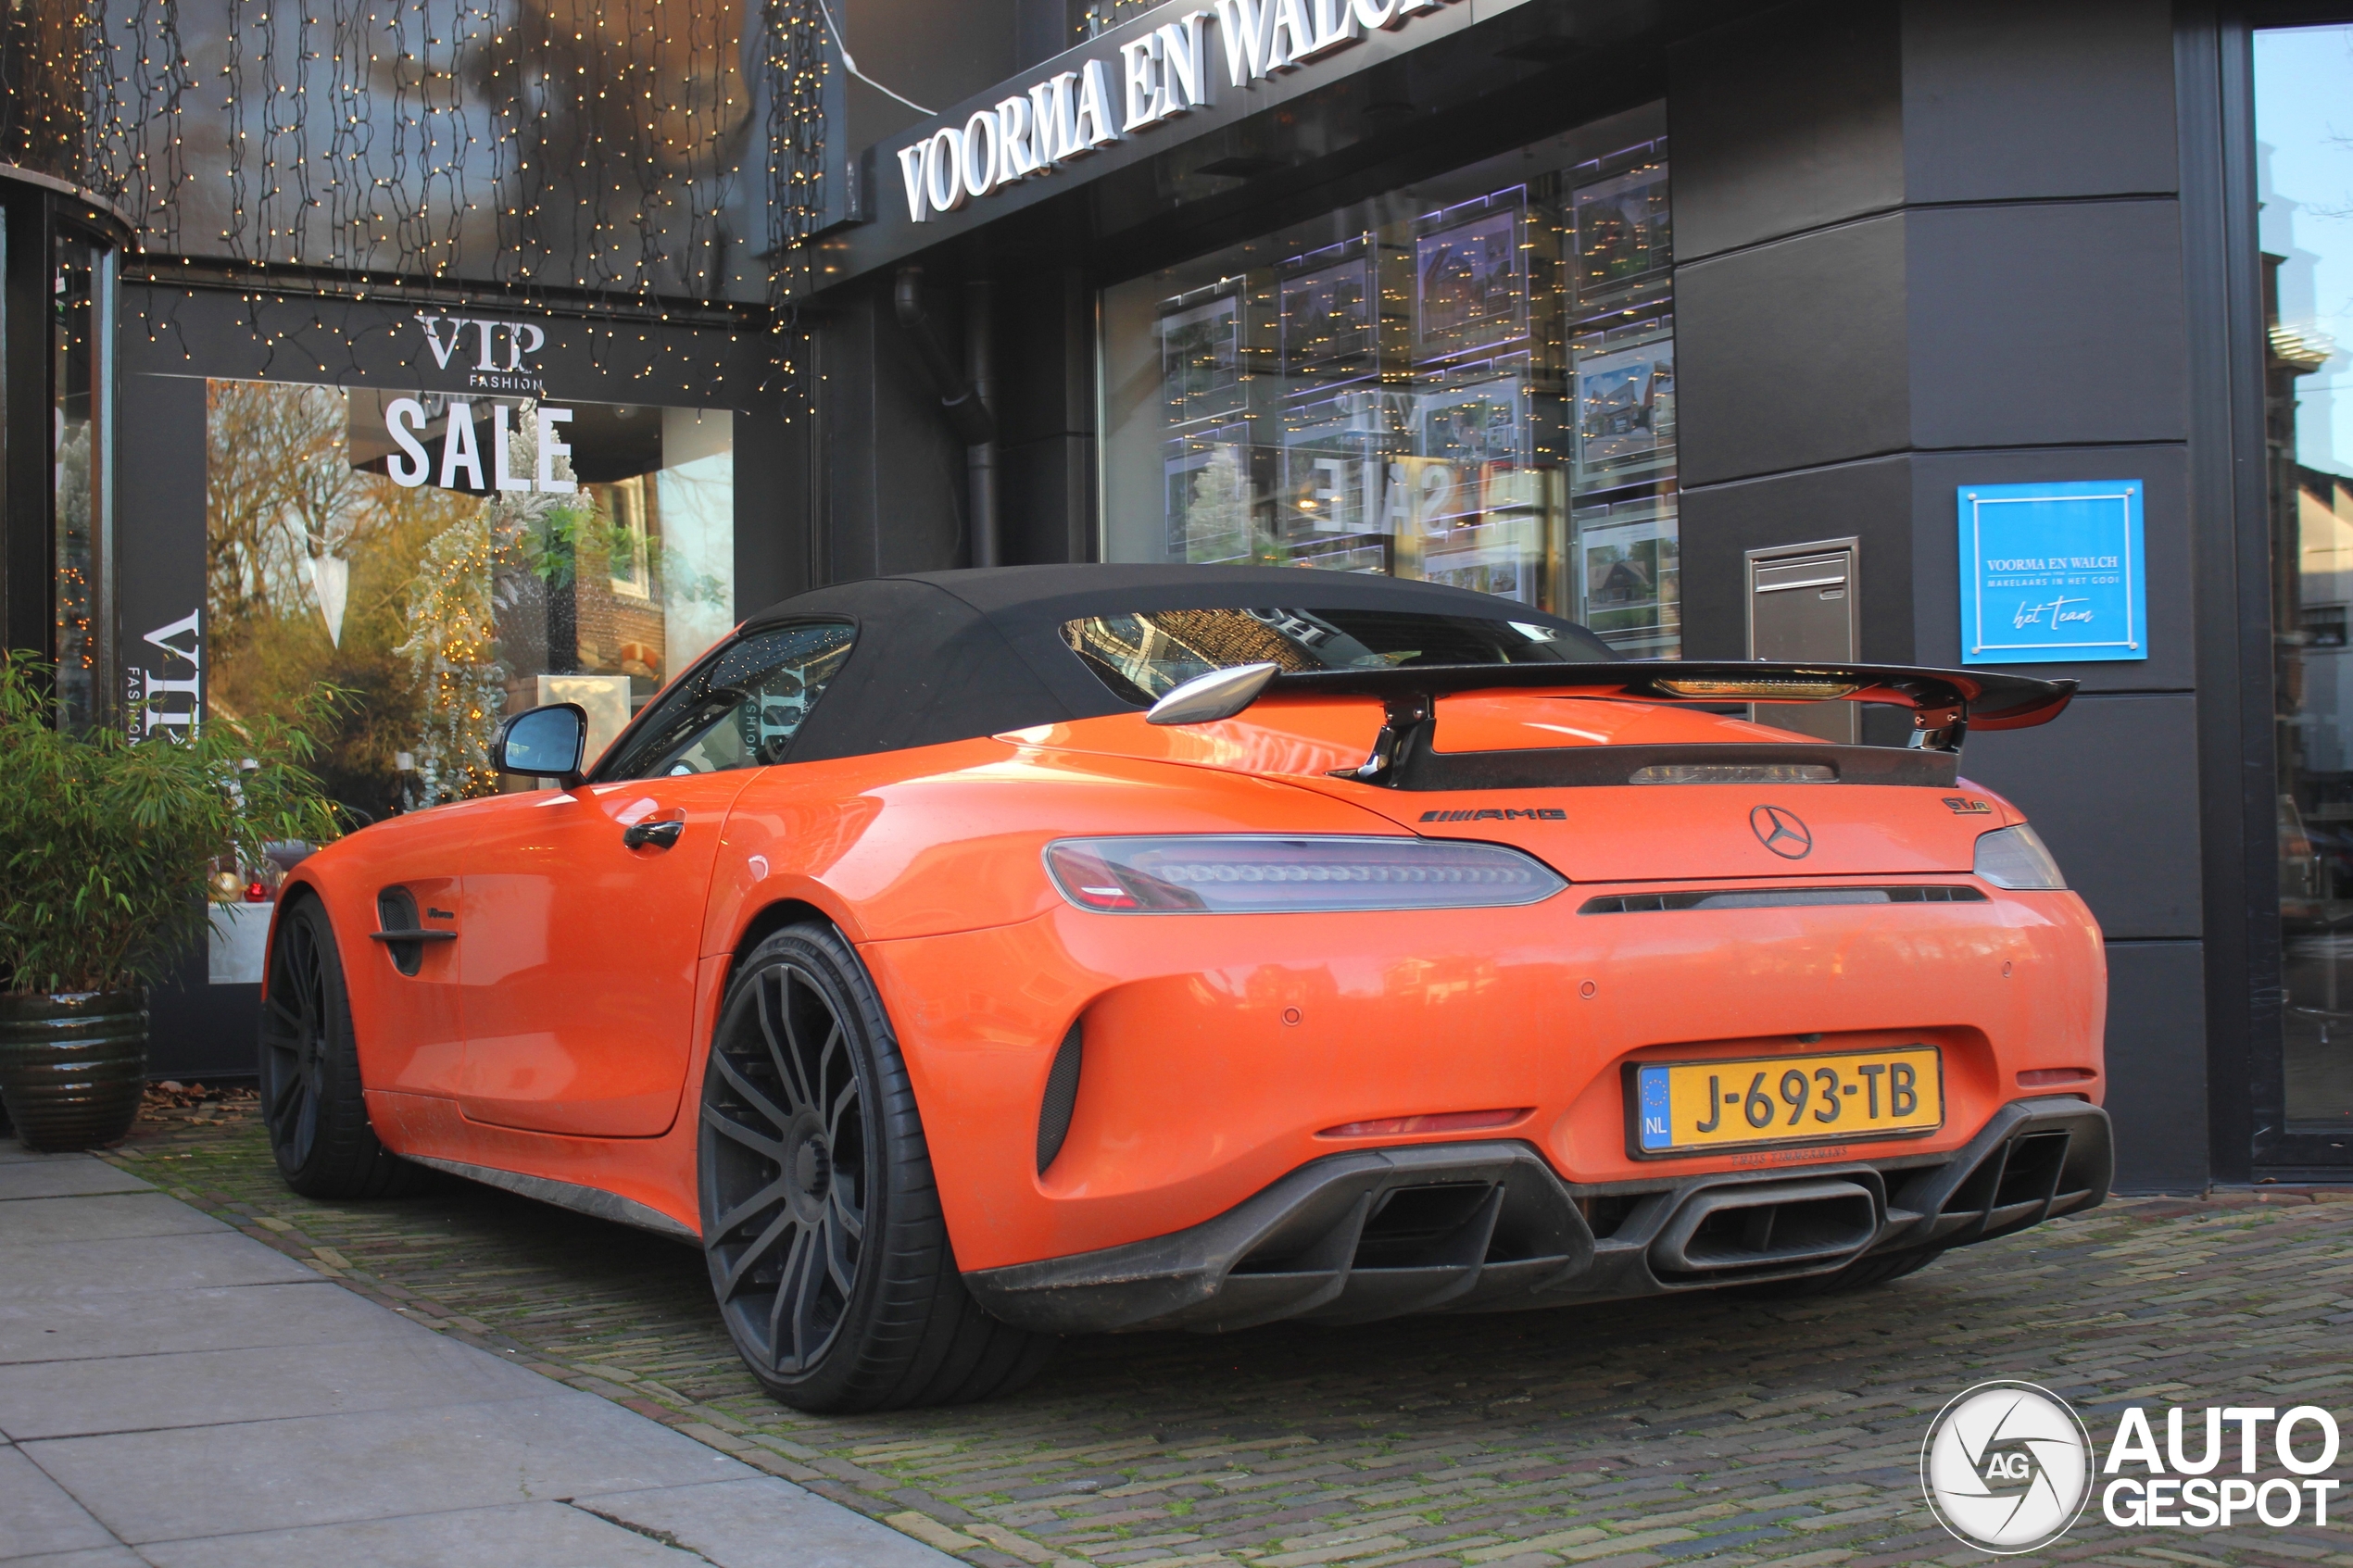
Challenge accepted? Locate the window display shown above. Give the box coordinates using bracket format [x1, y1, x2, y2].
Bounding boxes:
[1101, 103, 1677, 654]
[204, 379, 736, 821]
[2258, 23, 2353, 1135]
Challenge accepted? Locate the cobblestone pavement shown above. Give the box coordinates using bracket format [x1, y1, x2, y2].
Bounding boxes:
[99, 1097, 2353, 1568]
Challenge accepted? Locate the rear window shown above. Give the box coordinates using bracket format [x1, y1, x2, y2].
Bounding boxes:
[1062, 608, 1616, 705]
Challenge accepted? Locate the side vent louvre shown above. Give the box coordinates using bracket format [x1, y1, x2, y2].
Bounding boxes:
[376, 888, 423, 977]
[1036, 1022, 1085, 1174]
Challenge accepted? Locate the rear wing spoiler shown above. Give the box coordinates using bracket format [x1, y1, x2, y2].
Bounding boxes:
[1144, 659, 2078, 787]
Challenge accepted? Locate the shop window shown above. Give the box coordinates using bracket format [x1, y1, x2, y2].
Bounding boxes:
[203, 382, 735, 820]
[54, 234, 101, 728]
[2257, 23, 2353, 1137]
[1099, 103, 1676, 654]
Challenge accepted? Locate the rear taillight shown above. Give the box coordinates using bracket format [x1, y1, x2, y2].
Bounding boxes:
[1974, 824, 2067, 890]
[1043, 835, 1567, 914]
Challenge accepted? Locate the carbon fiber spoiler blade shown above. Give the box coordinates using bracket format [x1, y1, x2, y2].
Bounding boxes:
[1243, 660, 2077, 784]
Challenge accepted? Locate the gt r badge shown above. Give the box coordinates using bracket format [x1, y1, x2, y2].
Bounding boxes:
[1751, 804, 1814, 859]
[1942, 797, 1994, 814]
[1419, 807, 1567, 822]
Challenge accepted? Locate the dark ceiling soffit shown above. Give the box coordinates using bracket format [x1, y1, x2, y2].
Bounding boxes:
[0, 162, 137, 243]
[797, 0, 1743, 300]
[799, 0, 1480, 294]
[116, 255, 770, 332]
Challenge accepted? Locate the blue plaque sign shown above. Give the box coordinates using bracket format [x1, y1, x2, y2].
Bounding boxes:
[1957, 481, 2146, 665]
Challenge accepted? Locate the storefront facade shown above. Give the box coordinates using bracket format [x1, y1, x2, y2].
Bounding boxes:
[782, 0, 2353, 1193]
[5, 0, 2350, 1189]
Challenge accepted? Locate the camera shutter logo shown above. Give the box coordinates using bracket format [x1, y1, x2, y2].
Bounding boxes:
[1922, 1381, 2094, 1553]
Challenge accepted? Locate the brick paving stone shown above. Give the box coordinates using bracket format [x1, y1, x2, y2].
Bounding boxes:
[95, 1099, 2353, 1566]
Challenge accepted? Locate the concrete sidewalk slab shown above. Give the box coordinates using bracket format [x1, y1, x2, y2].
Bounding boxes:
[576, 1479, 931, 1568]
[132, 1500, 707, 1567]
[0, 1282, 404, 1365]
[0, 1330, 552, 1439]
[0, 1147, 952, 1568]
[0, 1234, 321, 1298]
[0, 1445, 117, 1559]
[0, 1164, 151, 1202]
[0, 1194, 225, 1246]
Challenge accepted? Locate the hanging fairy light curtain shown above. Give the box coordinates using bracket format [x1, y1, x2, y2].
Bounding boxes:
[29, 0, 837, 334]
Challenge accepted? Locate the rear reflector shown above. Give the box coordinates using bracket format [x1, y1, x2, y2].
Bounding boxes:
[1318, 1108, 1531, 1138]
[2017, 1068, 2097, 1087]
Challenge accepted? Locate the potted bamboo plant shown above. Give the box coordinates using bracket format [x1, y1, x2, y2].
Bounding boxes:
[0, 653, 344, 1150]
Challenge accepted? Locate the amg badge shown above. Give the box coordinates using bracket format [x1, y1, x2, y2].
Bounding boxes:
[1419, 807, 1568, 822]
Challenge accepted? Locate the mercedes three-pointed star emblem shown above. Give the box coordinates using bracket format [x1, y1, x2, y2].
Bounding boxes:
[1750, 804, 1814, 859]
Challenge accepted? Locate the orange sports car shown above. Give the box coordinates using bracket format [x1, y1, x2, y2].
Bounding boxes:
[259, 564, 2110, 1412]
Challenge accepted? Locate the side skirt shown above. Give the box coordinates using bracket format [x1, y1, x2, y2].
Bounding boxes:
[407, 1155, 700, 1244]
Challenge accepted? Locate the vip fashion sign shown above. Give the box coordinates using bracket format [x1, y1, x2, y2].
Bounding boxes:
[412, 312, 551, 395]
[895, 0, 1460, 222]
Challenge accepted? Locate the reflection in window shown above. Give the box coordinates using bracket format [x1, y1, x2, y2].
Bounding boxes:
[2258, 23, 2353, 1133]
[1061, 607, 1607, 705]
[1101, 104, 1676, 655]
[54, 237, 99, 729]
[601, 623, 854, 779]
[203, 382, 735, 817]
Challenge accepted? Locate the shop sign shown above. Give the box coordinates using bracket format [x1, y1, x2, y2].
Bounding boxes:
[894, 0, 1458, 223]
[123, 609, 202, 740]
[382, 397, 578, 494]
[412, 312, 549, 395]
[1956, 481, 2147, 665]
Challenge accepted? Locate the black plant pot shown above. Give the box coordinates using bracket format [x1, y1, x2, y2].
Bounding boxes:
[0, 990, 149, 1151]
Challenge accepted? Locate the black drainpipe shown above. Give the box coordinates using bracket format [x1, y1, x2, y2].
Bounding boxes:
[892, 267, 1000, 567]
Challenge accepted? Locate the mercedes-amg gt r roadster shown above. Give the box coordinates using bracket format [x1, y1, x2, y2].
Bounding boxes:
[260, 564, 2110, 1411]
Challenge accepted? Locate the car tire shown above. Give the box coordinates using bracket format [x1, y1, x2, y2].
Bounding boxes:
[698, 922, 1057, 1412]
[258, 895, 433, 1199]
[1743, 1245, 1944, 1299]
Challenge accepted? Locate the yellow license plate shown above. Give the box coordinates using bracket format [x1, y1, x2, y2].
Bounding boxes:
[1629, 1047, 1943, 1156]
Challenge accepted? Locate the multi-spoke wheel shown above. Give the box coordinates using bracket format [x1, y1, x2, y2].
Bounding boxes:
[258, 897, 429, 1198]
[698, 923, 1056, 1411]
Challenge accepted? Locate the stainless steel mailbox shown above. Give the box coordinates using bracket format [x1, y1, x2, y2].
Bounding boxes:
[1746, 538, 1859, 744]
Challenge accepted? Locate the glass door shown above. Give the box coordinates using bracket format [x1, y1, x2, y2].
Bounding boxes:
[2258, 22, 2353, 1153]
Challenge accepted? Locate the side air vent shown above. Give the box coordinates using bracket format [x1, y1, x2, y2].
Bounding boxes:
[1581, 885, 1987, 914]
[376, 888, 424, 976]
[1036, 1022, 1085, 1174]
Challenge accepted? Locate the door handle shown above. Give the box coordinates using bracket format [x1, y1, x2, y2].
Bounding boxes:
[623, 818, 686, 851]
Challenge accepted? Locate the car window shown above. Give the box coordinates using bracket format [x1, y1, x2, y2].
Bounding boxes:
[1061, 607, 1615, 705]
[600, 622, 855, 779]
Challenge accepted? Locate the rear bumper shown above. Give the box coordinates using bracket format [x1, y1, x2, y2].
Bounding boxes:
[963, 1097, 2111, 1335]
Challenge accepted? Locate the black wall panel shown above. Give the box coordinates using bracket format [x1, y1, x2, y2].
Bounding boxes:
[1667, 0, 1904, 263]
[1675, 213, 1911, 485]
[2101, 939, 2211, 1192]
[1906, 202, 2190, 450]
[1676, 453, 1914, 663]
[819, 283, 969, 581]
[1899, 0, 2180, 204]
[1958, 693, 2202, 942]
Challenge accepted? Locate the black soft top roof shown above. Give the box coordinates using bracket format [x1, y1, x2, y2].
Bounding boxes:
[741, 564, 1604, 764]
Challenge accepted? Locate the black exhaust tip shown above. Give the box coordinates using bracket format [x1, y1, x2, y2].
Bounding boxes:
[1649, 1176, 1881, 1280]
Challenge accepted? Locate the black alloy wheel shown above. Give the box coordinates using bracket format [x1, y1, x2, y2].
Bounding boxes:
[698, 923, 1056, 1411]
[257, 897, 430, 1198]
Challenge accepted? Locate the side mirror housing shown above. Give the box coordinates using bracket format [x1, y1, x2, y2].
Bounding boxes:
[494, 703, 588, 787]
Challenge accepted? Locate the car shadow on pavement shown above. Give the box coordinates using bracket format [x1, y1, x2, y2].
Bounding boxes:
[100, 1098, 2353, 1566]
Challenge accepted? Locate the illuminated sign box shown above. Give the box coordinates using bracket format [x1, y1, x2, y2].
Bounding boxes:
[1957, 481, 2147, 666]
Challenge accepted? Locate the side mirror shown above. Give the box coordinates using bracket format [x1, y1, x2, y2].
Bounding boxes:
[494, 703, 588, 787]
